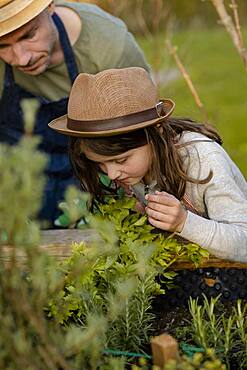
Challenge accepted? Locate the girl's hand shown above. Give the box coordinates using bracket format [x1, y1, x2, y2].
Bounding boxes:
[145, 191, 187, 232]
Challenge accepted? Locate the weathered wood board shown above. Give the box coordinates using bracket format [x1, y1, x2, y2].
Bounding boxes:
[1, 229, 247, 269]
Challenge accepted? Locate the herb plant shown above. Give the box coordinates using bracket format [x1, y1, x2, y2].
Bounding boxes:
[175, 295, 247, 369]
[0, 101, 133, 369]
[0, 99, 213, 369]
[47, 188, 209, 356]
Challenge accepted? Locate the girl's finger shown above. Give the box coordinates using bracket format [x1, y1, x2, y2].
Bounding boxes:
[155, 191, 173, 197]
[146, 201, 170, 213]
[146, 208, 169, 221]
[148, 217, 171, 231]
[145, 193, 177, 207]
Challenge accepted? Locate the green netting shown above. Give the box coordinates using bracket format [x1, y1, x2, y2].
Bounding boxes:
[180, 342, 205, 358]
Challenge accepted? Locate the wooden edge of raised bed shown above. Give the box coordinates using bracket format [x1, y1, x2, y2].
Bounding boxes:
[0, 230, 98, 263]
[171, 259, 247, 270]
[1, 229, 247, 269]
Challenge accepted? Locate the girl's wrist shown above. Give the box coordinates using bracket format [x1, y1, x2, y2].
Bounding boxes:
[176, 208, 188, 233]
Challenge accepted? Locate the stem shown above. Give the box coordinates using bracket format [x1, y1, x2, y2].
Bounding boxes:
[210, 0, 247, 71]
[230, 0, 244, 50]
[166, 38, 209, 122]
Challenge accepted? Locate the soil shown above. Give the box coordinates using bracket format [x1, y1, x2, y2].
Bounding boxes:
[153, 303, 192, 338]
[151, 296, 247, 370]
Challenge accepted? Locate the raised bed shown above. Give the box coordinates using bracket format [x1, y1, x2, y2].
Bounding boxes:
[2, 229, 246, 305]
[1, 229, 247, 269]
[2, 230, 247, 303]
[1, 229, 246, 368]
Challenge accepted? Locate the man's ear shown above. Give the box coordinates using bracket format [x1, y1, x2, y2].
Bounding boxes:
[47, 1, 55, 15]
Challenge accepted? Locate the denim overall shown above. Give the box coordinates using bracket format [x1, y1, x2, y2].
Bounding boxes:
[0, 13, 79, 224]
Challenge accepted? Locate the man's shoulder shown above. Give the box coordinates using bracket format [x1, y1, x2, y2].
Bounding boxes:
[56, 1, 126, 28]
[58, 1, 128, 71]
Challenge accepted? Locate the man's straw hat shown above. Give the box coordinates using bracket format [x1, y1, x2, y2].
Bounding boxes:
[49, 67, 175, 137]
[0, 0, 52, 37]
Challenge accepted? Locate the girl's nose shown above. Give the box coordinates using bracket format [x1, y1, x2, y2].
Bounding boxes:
[105, 163, 121, 180]
[12, 43, 32, 66]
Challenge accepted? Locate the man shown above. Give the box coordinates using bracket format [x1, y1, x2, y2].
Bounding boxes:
[0, 0, 150, 225]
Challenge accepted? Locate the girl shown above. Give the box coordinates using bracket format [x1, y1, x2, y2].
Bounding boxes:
[49, 67, 247, 262]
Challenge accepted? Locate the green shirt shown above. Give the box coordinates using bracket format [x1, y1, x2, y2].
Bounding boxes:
[0, 2, 150, 101]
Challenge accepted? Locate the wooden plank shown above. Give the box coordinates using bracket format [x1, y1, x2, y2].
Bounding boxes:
[37, 230, 247, 269]
[0, 229, 98, 263]
[0, 229, 247, 269]
[171, 258, 247, 270]
[151, 334, 179, 368]
[40, 229, 98, 247]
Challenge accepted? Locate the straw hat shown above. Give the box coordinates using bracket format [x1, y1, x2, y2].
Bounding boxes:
[0, 0, 52, 37]
[49, 67, 175, 137]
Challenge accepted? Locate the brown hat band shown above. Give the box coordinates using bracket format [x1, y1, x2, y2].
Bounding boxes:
[67, 101, 165, 133]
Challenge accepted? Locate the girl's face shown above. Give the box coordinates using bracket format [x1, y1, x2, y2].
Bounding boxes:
[83, 144, 153, 185]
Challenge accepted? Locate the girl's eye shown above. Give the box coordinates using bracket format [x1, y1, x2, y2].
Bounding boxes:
[115, 158, 127, 164]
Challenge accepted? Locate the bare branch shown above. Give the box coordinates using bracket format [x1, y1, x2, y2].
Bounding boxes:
[166, 38, 209, 122]
[152, 0, 164, 34]
[135, 0, 152, 39]
[229, 0, 244, 50]
[210, 0, 247, 71]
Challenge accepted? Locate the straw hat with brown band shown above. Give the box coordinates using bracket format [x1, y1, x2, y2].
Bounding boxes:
[49, 67, 175, 137]
[0, 0, 52, 37]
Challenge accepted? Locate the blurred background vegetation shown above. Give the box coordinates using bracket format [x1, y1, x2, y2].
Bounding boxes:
[68, 0, 247, 177]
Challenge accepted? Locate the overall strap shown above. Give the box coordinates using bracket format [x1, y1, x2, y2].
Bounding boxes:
[52, 12, 79, 83]
[182, 194, 203, 216]
[3, 63, 15, 87]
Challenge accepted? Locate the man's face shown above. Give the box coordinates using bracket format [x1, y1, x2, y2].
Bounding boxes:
[0, 9, 58, 75]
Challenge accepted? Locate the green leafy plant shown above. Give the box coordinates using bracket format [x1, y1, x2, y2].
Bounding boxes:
[175, 295, 247, 369]
[47, 189, 209, 356]
[131, 348, 226, 370]
[0, 99, 211, 369]
[0, 100, 47, 247]
[0, 101, 128, 369]
[57, 191, 209, 269]
[163, 349, 227, 370]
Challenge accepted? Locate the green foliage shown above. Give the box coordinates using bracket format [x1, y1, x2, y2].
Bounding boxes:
[131, 349, 226, 370]
[0, 99, 216, 369]
[0, 101, 126, 369]
[177, 295, 247, 369]
[48, 190, 208, 355]
[57, 192, 208, 269]
[163, 349, 227, 370]
[93, 196, 209, 270]
[0, 100, 47, 246]
[55, 186, 91, 228]
[48, 222, 158, 353]
[0, 122, 208, 368]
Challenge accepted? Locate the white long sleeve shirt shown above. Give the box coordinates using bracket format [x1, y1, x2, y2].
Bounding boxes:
[177, 132, 247, 262]
[131, 131, 247, 262]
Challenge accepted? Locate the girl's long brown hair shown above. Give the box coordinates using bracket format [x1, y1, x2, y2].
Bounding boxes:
[68, 117, 222, 201]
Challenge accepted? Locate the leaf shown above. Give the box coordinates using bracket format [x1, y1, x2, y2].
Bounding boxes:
[132, 215, 147, 227]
